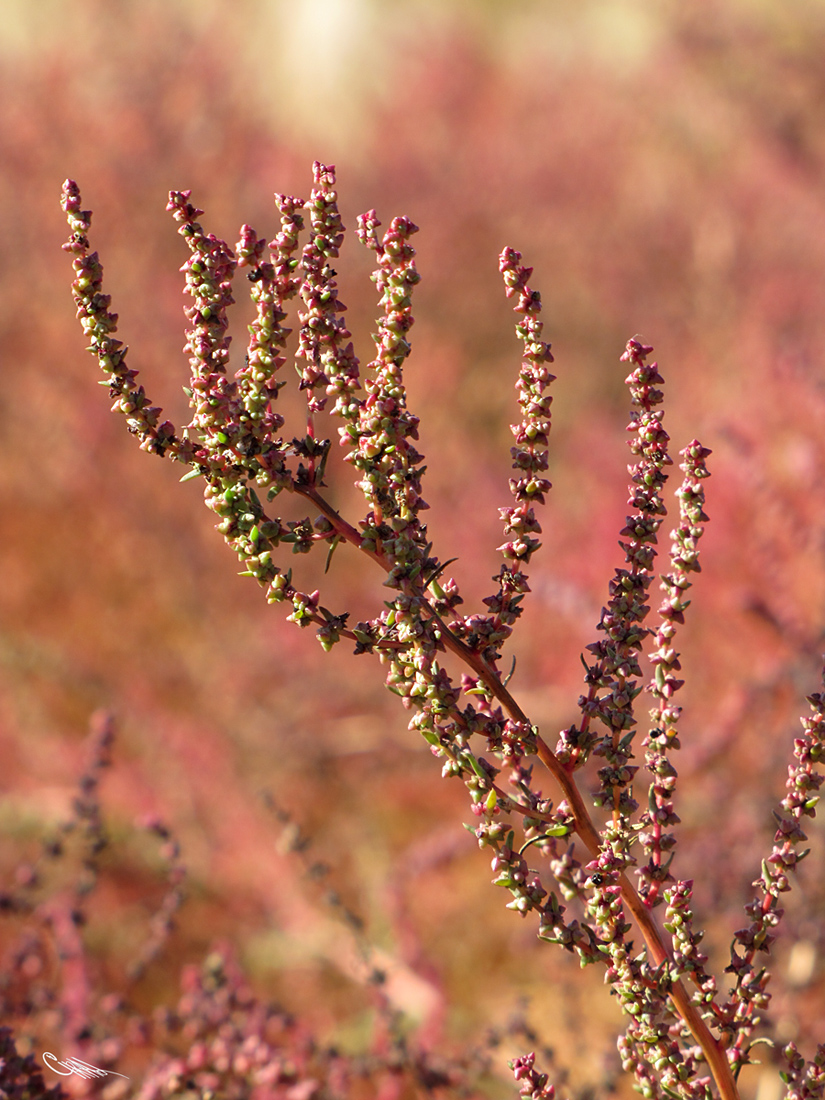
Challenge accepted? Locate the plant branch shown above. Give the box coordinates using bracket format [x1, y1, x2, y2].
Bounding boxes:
[298, 485, 737, 1100]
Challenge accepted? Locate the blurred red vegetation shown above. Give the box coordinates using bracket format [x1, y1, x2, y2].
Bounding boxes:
[2, 1, 825, 1095]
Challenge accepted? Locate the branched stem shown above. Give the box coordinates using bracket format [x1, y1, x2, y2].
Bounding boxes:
[303, 473, 736, 1099]
[61, 167, 825, 1100]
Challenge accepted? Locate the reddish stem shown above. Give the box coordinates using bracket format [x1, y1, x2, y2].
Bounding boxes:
[298, 481, 739, 1100]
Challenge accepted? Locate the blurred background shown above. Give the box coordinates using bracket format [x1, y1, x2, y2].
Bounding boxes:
[2, 0, 825, 1095]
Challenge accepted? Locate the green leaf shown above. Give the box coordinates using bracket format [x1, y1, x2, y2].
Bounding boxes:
[324, 535, 342, 575]
[502, 656, 517, 688]
[465, 753, 487, 779]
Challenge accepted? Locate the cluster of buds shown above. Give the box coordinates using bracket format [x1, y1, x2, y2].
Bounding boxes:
[780, 1043, 825, 1100]
[457, 247, 558, 670]
[511, 1051, 556, 1100]
[712, 688, 825, 1075]
[610, 940, 709, 1100]
[554, 341, 670, 812]
[637, 440, 711, 908]
[62, 182, 183, 460]
[352, 210, 427, 569]
[663, 880, 716, 998]
[295, 161, 353, 417]
[491, 841, 549, 917]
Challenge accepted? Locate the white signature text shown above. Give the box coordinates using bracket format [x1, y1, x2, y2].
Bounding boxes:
[43, 1053, 129, 1081]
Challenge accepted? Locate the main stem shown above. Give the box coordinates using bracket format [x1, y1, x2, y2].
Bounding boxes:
[441, 633, 738, 1100]
[298, 484, 739, 1100]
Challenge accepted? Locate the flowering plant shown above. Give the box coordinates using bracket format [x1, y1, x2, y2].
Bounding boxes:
[58, 162, 825, 1100]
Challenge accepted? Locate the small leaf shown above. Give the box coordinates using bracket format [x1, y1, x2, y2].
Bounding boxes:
[425, 557, 459, 588]
[325, 535, 342, 574]
[502, 656, 517, 688]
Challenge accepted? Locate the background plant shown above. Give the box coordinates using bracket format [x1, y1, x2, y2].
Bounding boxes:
[3, 1, 825, 1097]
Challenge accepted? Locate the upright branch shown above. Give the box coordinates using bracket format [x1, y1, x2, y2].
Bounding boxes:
[296, 160, 360, 495]
[61, 181, 185, 461]
[352, 209, 428, 568]
[555, 341, 670, 805]
[462, 246, 557, 672]
[719, 680, 825, 1078]
[640, 439, 712, 910]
